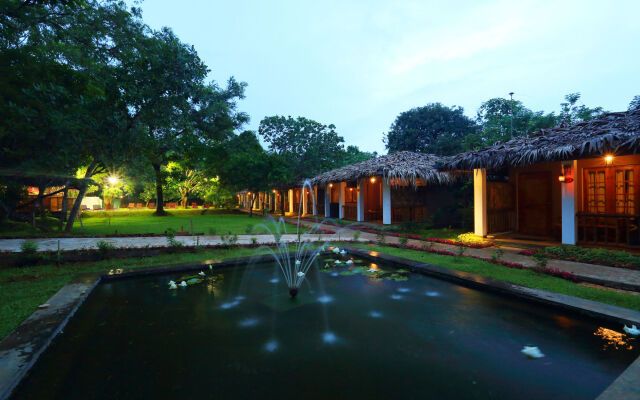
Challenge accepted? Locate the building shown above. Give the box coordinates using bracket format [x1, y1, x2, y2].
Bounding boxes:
[440, 109, 640, 249]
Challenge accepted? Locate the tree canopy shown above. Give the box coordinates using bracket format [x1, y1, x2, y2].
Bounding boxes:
[384, 103, 478, 155]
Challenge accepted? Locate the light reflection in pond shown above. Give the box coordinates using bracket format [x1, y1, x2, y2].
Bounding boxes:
[594, 327, 635, 351]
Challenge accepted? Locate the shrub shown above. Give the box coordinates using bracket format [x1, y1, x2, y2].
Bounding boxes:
[251, 237, 258, 245]
[398, 236, 409, 247]
[353, 231, 361, 241]
[165, 228, 183, 248]
[376, 232, 386, 245]
[532, 250, 548, 267]
[20, 240, 38, 254]
[96, 240, 115, 258]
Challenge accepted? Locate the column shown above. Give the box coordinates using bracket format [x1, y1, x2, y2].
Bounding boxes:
[313, 186, 318, 216]
[382, 179, 391, 225]
[357, 179, 364, 222]
[325, 184, 330, 218]
[338, 182, 345, 219]
[474, 168, 488, 237]
[561, 161, 577, 245]
[302, 188, 308, 215]
[288, 189, 294, 215]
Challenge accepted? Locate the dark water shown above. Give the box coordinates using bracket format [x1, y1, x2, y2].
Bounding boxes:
[12, 258, 639, 400]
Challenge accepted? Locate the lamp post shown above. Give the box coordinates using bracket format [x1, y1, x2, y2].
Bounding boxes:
[508, 92, 514, 139]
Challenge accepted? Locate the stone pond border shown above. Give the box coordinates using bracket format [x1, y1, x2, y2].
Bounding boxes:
[1, 248, 639, 400]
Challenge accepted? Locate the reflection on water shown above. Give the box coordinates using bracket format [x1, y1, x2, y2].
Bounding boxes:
[594, 327, 635, 351]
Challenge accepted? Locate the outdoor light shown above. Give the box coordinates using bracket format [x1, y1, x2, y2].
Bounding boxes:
[558, 175, 573, 183]
[107, 176, 118, 185]
[605, 155, 614, 165]
[370, 177, 376, 183]
[329, 183, 333, 188]
[349, 187, 353, 191]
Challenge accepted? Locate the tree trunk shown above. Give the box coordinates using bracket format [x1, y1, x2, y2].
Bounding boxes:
[66, 160, 97, 232]
[153, 163, 166, 216]
[248, 195, 254, 217]
[280, 191, 285, 216]
[58, 182, 69, 231]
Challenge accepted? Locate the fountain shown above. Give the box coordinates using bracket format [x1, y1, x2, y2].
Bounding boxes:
[258, 180, 340, 298]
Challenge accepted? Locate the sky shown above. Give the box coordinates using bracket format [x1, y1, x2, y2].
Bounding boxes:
[138, 0, 640, 154]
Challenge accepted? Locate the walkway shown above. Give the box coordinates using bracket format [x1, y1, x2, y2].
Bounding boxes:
[1, 219, 639, 292]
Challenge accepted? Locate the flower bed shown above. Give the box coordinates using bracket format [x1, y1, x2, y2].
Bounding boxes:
[387, 243, 579, 283]
[518, 246, 640, 270]
[297, 218, 495, 248]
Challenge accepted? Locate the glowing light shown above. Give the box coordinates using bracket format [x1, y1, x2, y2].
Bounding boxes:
[370, 177, 376, 183]
[107, 176, 118, 185]
[594, 327, 633, 350]
[605, 155, 614, 165]
[329, 183, 333, 187]
[558, 175, 573, 183]
[349, 187, 353, 191]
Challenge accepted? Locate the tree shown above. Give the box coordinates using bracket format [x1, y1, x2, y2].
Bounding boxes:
[165, 162, 210, 208]
[559, 93, 605, 125]
[339, 145, 377, 167]
[629, 95, 640, 111]
[464, 97, 557, 149]
[384, 103, 478, 155]
[215, 131, 274, 217]
[258, 116, 346, 185]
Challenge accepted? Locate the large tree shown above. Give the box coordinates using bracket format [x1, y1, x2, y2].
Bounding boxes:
[558, 93, 605, 125]
[215, 131, 276, 217]
[258, 116, 346, 184]
[384, 103, 478, 155]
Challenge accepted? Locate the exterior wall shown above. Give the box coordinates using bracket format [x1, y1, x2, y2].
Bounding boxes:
[390, 184, 460, 225]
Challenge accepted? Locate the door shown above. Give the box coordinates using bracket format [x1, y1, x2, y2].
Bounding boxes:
[518, 172, 552, 236]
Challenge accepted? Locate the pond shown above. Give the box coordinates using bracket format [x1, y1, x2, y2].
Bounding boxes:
[11, 255, 639, 399]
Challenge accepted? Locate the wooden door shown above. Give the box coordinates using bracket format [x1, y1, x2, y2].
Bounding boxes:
[518, 172, 552, 236]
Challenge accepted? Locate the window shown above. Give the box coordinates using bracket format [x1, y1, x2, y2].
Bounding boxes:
[586, 170, 606, 213]
[615, 169, 635, 214]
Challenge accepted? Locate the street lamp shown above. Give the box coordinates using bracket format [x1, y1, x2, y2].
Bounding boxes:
[107, 175, 119, 185]
[509, 92, 515, 139]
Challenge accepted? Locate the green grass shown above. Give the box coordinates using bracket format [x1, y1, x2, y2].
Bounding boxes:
[351, 243, 640, 311]
[0, 210, 295, 237]
[0, 247, 274, 339]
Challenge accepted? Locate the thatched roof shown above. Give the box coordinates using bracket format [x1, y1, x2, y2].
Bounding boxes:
[309, 151, 454, 186]
[441, 109, 640, 171]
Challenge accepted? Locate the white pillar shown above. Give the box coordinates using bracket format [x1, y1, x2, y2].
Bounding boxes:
[357, 179, 364, 222]
[561, 161, 577, 245]
[302, 188, 308, 215]
[325, 185, 330, 218]
[382, 179, 391, 225]
[474, 168, 488, 237]
[313, 186, 318, 215]
[338, 182, 345, 219]
[288, 189, 294, 214]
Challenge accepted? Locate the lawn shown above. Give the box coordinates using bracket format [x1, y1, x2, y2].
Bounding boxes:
[0, 209, 298, 237]
[3, 242, 639, 341]
[350, 243, 640, 312]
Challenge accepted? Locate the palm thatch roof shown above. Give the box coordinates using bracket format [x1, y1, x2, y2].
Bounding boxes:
[441, 109, 640, 171]
[309, 151, 454, 186]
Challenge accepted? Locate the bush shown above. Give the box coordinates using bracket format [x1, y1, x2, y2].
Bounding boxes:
[398, 236, 409, 247]
[96, 240, 115, 258]
[532, 250, 548, 267]
[20, 240, 38, 254]
[353, 231, 361, 241]
[165, 228, 183, 248]
[543, 245, 640, 268]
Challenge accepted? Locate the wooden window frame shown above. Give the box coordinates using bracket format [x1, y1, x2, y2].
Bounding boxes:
[583, 164, 639, 215]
